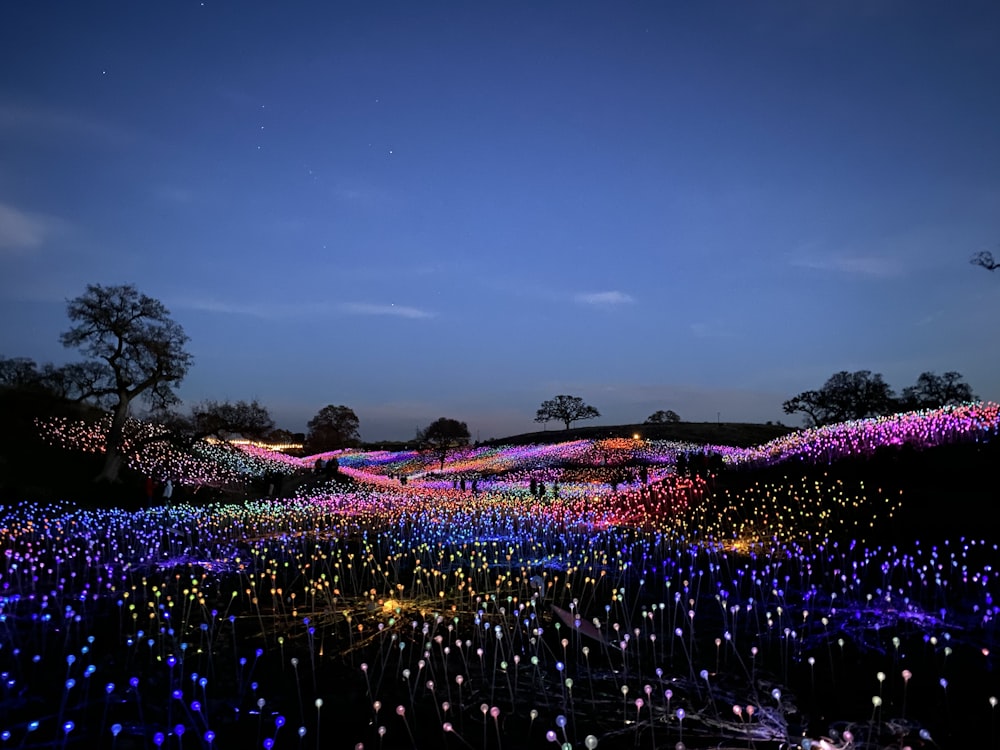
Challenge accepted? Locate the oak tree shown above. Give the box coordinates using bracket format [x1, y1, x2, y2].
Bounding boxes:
[418, 417, 470, 469]
[190, 399, 275, 441]
[306, 404, 361, 453]
[534, 395, 601, 430]
[782, 370, 895, 427]
[900, 371, 976, 410]
[60, 284, 192, 482]
[645, 409, 681, 424]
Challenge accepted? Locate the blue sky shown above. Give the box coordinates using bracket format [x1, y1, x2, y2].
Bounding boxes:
[2, 1, 999, 441]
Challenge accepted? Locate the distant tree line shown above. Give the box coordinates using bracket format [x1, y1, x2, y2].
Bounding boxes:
[30, 284, 983, 478]
[534, 396, 681, 429]
[2, 352, 362, 447]
[3, 286, 690, 476]
[783, 370, 977, 427]
[0, 283, 363, 480]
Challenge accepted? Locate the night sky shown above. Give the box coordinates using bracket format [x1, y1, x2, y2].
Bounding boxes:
[2, 2, 998, 441]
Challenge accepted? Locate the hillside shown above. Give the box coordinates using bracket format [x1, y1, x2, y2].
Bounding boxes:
[6, 383, 998, 538]
[481, 419, 795, 447]
[0, 386, 133, 505]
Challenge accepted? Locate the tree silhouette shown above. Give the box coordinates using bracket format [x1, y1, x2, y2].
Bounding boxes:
[60, 284, 192, 482]
[645, 409, 681, 424]
[535, 395, 601, 430]
[418, 417, 470, 469]
[782, 370, 896, 427]
[0, 356, 42, 389]
[0, 356, 108, 402]
[189, 399, 275, 441]
[306, 405, 361, 453]
[900, 371, 976, 410]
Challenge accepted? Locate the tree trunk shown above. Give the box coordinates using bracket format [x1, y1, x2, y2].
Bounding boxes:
[97, 397, 131, 483]
[96, 451, 124, 484]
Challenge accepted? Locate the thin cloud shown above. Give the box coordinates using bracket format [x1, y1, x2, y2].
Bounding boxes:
[176, 298, 435, 321]
[0, 103, 135, 146]
[790, 253, 903, 278]
[176, 297, 330, 319]
[574, 290, 635, 306]
[0, 202, 57, 254]
[339, 302, 434, 319]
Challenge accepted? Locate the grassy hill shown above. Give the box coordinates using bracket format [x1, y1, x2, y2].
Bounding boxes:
[481, 420, 795, 447]
[5, 385, 996, 543]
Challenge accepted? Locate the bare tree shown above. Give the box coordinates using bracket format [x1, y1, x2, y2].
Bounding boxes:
[535, 395, 601, 430]
[60, 284, 192, 482]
